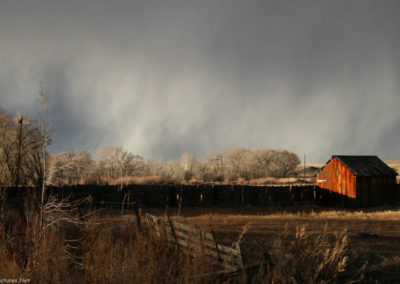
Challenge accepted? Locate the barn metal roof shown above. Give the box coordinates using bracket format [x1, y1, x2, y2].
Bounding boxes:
[333, 155, 398, 177]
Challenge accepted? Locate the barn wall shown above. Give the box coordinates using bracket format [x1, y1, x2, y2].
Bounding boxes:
[356, 176, 397, 207]
[356, 177, 368, 207]
[315, 157, 356, 199]
[385, 177, 397, 204]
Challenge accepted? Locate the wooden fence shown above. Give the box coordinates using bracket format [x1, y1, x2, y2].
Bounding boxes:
[146, 213, 243, 269]
[3, 183, 399, 209]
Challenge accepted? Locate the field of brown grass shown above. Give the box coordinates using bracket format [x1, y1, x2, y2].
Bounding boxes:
[164, 206, 400, 282]
[2, 200, 400, 282]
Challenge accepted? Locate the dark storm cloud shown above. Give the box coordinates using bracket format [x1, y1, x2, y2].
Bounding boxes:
[1, 0, 400, 162]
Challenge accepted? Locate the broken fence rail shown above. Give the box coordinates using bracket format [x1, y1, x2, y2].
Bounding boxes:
[145, 213, 243, 268]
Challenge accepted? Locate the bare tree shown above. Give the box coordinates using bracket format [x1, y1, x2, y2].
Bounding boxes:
[248, 149, 275, 179]
[224, 148, 252, 181]
[205, 150, 225, 182]
[74, 150, 95, 182]
[143, 157, 165, 176]
[0, 109, 43, 186]
[48, 151, 94, 185]
[96, 145, 143, 179]
[0, 110, 16, 185]
[268, 149, 300, 178]
[165, 160, 182, 180]
[193, 160, 212, 182]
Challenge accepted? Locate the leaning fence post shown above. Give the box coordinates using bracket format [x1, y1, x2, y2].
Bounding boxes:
[168, 215, 180, 249]
[121, 192, 127, 214]
[134, 202, 141, 231]
[126, 191, 130, 211]
[211, 229, 222, 263]
[234, 242, 244, 268]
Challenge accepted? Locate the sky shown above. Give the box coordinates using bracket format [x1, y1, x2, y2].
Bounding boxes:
[1, 0, 400, 163]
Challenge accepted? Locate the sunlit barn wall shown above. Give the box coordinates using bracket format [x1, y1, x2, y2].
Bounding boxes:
[316, 157, 356, 198]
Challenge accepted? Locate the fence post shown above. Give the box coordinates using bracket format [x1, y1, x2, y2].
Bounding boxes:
[121, 191, 127, 214]
[212, 229, 222, 263]
[134, 202, 141, 231]
[168, 215, 180, 249]
[235, 242, 243, 268]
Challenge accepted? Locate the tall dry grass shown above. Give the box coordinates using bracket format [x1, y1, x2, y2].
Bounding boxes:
[0, 199, 354, 283]
[0, 195, 84, 283]
[0, 200, 220, 283]
[264, 225, 349, 283]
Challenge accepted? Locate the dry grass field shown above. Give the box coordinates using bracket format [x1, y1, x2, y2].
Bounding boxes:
[2, 185, 400, 283]
[2, 202, 400, 282]
[163, 206, 400, 282]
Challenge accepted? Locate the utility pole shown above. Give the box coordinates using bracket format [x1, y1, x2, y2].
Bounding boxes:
[15, 115, 23, 186]
[303, 153, 306, 181]
[39, 82, 49, 229]
[40, 82, 49, 209]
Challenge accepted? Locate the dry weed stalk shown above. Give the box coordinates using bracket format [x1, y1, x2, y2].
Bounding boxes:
[266, 224, 348, 283]
[0, 193, 91, 282]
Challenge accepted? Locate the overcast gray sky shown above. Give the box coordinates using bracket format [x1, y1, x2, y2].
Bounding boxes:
[1, 0, 400, 163]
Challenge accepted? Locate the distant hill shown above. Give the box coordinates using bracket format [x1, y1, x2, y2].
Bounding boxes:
[385, 160, 400, 174]
[294, 164, 322, 178]
[385, 160, 400, 183]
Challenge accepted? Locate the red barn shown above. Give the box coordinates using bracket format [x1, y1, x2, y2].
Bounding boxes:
[315, 155, 398, 206]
